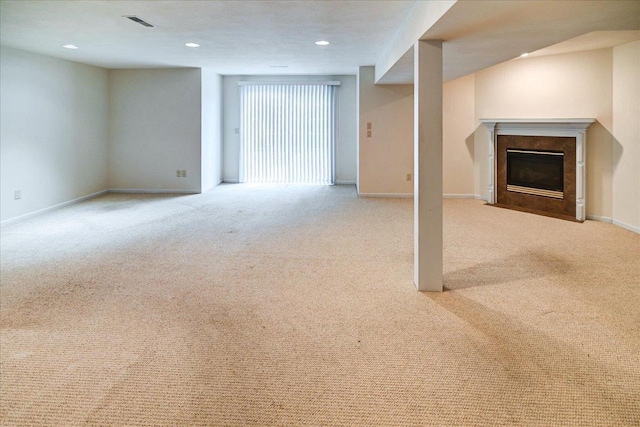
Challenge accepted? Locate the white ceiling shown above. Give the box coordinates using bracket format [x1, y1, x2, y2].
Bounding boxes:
[528, 30, 640, 59]
[0, 0, 414, 75]
[378, 0, 640, 84]
[1, 0, 639, 82]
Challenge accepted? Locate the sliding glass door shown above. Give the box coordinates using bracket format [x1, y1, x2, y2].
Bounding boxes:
[239, 83, 337, 185]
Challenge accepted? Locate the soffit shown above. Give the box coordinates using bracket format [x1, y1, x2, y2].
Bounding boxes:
[377, 0, 640, 84]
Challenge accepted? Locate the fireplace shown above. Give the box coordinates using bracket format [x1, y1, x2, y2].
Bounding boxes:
[506, 149, 564, 199]
[480, 119, 595, 222]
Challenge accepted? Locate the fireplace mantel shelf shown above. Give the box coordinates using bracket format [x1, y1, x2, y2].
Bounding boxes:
[480, 119, 596, 222]
[480, 118, 595, 132]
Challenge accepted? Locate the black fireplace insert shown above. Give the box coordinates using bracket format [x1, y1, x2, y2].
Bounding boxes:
[507, 149, 564, 192]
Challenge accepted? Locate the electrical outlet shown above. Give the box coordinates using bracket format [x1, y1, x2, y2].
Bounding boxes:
[406, 173, 412, 182]
[366, 122, 372, 130]
[14, 190, 22, 200]
[234, 128, 239, 134]
[367, 130, 372, 137]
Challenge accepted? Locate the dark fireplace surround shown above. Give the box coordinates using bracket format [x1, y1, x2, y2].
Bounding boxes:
[480, 119, 595, 222]
[497, 135, 576, 220]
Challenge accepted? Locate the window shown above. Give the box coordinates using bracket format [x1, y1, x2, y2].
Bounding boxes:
[239, 83, 338, 185]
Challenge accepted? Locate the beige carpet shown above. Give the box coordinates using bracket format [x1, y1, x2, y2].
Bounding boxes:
[1, 184, 639, 426]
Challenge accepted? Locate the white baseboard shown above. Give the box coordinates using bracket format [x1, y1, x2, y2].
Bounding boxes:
[358, 192, 413, 198]
[1, 189, 109, 227]
[222, 179, 356, 186]
[358, 193, 488, 200]
[586, 214, 612, 223]
[585, 215, 639, 234]
[444, 194, 477, 199]
[1, 189, 199, 227]
[200, 181, 222, 193]
[109, 189, 199, 194]
[612, 219, 640, 234]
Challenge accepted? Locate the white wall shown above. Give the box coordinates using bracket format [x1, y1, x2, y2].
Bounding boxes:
[358, 66, 414, 195]
[357, 68, 475, 197]
[443, 74, 475, 196]
[201, 69, 223, 192]
[473, 49, 615, 219]
[612, 41, 640, 232]
[222, 75, 357, 184]
[0, 46, 109, 222]
[109, 68, 203, 192]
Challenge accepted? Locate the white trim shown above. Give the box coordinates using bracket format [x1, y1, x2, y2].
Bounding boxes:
[238, 81, 341, 86]
[444, 194, 477, 199]
[335, 180, 356, 185]
[222, 179, 240, 184]
[612, 219, 640, 234]
[479, 118, 595, 131]
[586, 215, 640, 234]
[358, 193, 489, 200]
[108, 189, 199, 194]
[586, 214, 612, 223]
[358, 192, 413, 198]
[480, 118, 595, 221]
[1, 190, 109, 227]
[200, 184, 218, 193]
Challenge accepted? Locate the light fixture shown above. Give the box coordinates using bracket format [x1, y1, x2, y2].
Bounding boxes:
[62, 44, 79, 50]
[185, 42, 200, 48]
[520, 52, 529, 58]
[315, 40, 330, 46]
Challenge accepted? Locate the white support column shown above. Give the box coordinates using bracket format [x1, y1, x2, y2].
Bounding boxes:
[414, 40, 443, 292]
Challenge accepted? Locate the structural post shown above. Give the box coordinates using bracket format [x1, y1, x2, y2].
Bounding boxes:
[414, 40, 443, 292]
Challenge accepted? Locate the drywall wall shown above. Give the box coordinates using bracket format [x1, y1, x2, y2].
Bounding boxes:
[443, 74, 475, 196]
[358, 66, 414, 195]
[109, 68, 202, 192]
[222, 75, 357, 184]
[375, 0, 456, 83]
[201, 69, 223, 192]
[612, 41, 640, 232]
[474, 49, 614, 218]
[0, 46, 109, 223]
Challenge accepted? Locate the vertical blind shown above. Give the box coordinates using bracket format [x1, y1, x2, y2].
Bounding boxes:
[239, 83, 337, 185]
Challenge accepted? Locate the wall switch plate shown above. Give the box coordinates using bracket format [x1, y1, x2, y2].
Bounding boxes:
[366, 122, 372, 130]
[177, 170, 181, 177]
[406, 173, 412, 181]
[367, 130, 372, 137]
[181, 170, 187, 178]
[234, 128, 239, 134]
[14, 190, 21, 200]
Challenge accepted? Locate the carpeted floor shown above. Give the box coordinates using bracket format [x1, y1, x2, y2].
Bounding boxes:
[1, 184, 639, 426]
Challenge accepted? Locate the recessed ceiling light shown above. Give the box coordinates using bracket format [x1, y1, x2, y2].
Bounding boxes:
[185, 42, 200, 48]
[62, 44, 79, 50]
[520, 52, 529, 58]
[315, 40, 330, 46]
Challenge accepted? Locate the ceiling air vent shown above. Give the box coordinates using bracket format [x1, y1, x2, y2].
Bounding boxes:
[123, 15, 155, 28]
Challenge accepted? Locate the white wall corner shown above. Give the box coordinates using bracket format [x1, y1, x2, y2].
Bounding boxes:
[374, 0, 456, 84]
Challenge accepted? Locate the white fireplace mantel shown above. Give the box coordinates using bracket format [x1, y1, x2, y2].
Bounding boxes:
[479, 118, 596, 221]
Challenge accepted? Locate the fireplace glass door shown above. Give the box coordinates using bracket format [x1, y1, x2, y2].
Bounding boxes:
[506, 149, 564, 199]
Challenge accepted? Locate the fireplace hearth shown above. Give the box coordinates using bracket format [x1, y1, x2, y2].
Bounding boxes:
[480, 119, 595, 222]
